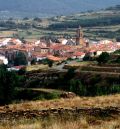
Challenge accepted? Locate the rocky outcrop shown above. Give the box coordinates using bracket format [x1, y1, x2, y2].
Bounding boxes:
[60, 92, 76, 98]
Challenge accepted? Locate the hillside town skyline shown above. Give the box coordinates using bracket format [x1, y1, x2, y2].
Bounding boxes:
[0, 26, 120, 70]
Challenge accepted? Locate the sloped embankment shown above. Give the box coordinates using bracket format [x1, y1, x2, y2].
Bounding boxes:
[0, 94, 120, 121]
[0, 107, 120, 121]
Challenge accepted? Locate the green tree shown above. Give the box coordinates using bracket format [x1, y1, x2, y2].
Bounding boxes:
[31, 58, 36, 65]
[47, 59, 53, 67]
[70, 79, 86, 96]
[62, 68, 75, 90]
[83, 53, 92, 61]
[97, 52, 110, 64]
[43, 59, 54, 67]
[14, 52, 28, 66]
[0, 65, 19, 105]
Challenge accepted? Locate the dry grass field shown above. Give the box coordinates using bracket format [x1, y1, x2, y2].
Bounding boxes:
[64, 61, 96, 69]
[0, 94, 119, 112]
[26, 64, 49, 72]
[0, 116, 120, 129]
[0, 94, 120, 129]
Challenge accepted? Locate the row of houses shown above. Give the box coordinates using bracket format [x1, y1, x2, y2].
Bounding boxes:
[0, 37, 120, 66]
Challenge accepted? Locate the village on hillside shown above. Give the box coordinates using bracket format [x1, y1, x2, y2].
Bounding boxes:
[0, 1, 120, 128]
[0, 26, 120, 70]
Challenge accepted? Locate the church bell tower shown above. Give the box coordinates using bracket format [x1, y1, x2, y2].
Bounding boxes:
[76, 26, 84, 46]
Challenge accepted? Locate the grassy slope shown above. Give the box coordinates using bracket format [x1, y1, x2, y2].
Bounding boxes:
[1, 94, 119, 111]
[0, 94, 120, 129]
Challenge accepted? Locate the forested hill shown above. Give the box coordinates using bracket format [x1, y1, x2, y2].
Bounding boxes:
[0, 0, 119, 18]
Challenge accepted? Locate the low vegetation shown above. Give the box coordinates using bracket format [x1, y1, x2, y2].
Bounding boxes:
[7, 94, 120, 111]
[0, 94, 120, 129]
[48, 16, 120, 29]
[15, 88, 61, 101]
[0, 115, 120, 129]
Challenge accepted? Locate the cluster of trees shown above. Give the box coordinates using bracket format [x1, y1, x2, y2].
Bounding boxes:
[30, 67, 120, 96]
[0, 65, 19, 105]
[96, 52, 110, 64]
[83, 51, 120, 64]
[8, 52, 28, 66]
[0, 19, 42, 30]
[89, 29, 120, 40]
[20, 66, 120, 97]
[48, 16, 120, 30]
[69, 76, 120, 96]
[0, 21, 31, 30]
[13, 52, 28, 66]
[0, 52, 27, 104]
[40, 36, 60, 43]
[96, 51, 120, 64]
[39, 58, 53, 67]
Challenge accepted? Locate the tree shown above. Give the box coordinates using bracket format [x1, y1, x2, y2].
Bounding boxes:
[14, 52, 28, 66]
[63, 68, 75, 90]
[0, 65, 19, 105]
[83, 53, 92, 61]
[47, 59, 53, 67]
[31, 58, 36, 65]
[69, 79, 86, 96]
[97, 52, 110, 64]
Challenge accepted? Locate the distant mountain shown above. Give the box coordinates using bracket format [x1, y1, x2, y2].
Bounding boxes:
[0, 0, 119, 18]
[106, 5, 120, 11]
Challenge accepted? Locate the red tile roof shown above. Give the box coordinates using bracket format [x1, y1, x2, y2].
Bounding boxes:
[47, 55, 65, 62]
[73, 52, 85, 56]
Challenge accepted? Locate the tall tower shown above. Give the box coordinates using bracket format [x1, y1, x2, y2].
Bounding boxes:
[76, 26, 84, 46]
